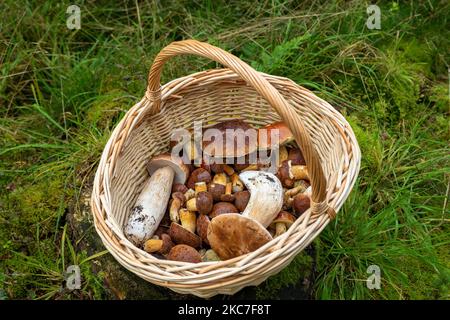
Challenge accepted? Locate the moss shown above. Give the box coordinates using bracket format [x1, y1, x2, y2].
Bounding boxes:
[1, 176, 67, 242]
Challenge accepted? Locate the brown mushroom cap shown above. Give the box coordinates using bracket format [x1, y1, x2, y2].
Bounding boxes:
[196, 214, 210, 245]
[207, 214, 272, 260]
[186, 168, 211, 190]
[293, 193, 311, 216]
[258, 122, 294, 150]
[277, 160, 294, 188]
[168, 222, 202, 248]
[271, 211, 296, 227]
[159, 233, 174, 254]
[167, 244, 202, 263]
[209, 202, 239, 219]
[147, 153, 190, 184]
[196, 191, 213, 215]
[234, 190, 250, 212]
[172, 183, 188, 194]
[288, 147, 306, 166]
[202, 119, 258, 159]
[208, 183, 226, 202]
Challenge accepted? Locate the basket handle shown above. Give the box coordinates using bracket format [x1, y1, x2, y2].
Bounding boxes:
[146, 40, 334, 217]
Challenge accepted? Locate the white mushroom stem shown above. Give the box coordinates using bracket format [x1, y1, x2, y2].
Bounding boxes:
[124, 166, 174, 246]
[239, 171, 283, 228]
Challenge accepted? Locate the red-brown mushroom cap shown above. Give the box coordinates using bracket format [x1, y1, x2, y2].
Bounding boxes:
[168, 222, 202, 248]
[209, 202, 239, 219]
[202, 119, 258, 159]
[196, 214, 211, 245]
[271, 211, 296, 227]
[207, 214, 272, 260]
[186, 168, 211, 190]
[258, 122, 294, 150]
[234, 190, 250, 212]
[288, 147, 306, 166]
[147, 153, 190, 184]
[167, 244, 202, 263]
[293, 193, 311, 216]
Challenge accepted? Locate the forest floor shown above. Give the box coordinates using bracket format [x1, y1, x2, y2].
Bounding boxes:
[0, 0, 449, 299]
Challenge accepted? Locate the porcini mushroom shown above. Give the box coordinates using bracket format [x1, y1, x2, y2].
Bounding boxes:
[234, 190, 250, 212]
[270, 211, 296, 237]
[202, 119, 258, 159]
[168, 222, 201, 248]
[186, 191, 213, 215]
[292, 193, 311, 216]
[196, 214, 211, 245]
[208, 173, 227, 201]
[207, 171, 283, 260]
[179, 208, 196, 233]
[220, 182, 235, 202]
[207, 214, 272, 260]
[167, 244, 202, 263]
[239, 171, 283, 228]
[288, 147, 306, 165]
[169, 192, 185, 223]
[144, 233, 174, 254]
[125, 154, 189, 246]
[186, 168, 211, 190]
[209, 202, 239, 219]
[258, 121, 294, 151]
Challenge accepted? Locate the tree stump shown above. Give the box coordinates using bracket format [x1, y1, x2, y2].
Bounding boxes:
[67, 183, 316, 300]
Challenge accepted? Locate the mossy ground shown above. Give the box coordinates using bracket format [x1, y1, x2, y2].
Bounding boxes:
[0, 0, 449, 299]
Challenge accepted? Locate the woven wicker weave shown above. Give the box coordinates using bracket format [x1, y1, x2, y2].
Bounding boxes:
[90, 40, 361, 298]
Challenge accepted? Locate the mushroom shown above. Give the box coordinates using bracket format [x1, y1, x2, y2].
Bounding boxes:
[208, 173, 227, 201]
[179, 208, 196, 233]
[283, 180, 310, 209]
[186, 168, 211, 190]
[172, 183, 188, 194]
[196, 214, 211, 245]
[234, 190, 250, 212]
[277, 160, 309, 187]
[169, 192, 185, 223]
[230, 173, 244, 193]
[186, 191, 213, 215]
[288, 147, 306, 165]
[292, 193, 311, 216]
[207, 213, 272, 261]
[167, 244, 202, 263]
[143, 233, 174, 254]
[277, 160, 294, 188]
[270, 211, 296, 237]
[207, 171, 283, 260]
[222, 164, 235, 176]
[168, 222, 201, 248]
[202, 119, 258, 160]
[239, 171, 284, 228]
[125, 154, 189, 246]
[219, 182, 235, 202]
[209, 202, 238, 219]
[257, 121, 295, 151]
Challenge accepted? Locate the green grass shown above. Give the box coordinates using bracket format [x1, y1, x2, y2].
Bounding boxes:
[0, 0, 449, 299]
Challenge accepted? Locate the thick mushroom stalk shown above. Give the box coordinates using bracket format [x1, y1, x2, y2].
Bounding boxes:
[124, 166, 174, 246]
[125, 154, 189, 246]
[239, 171, 283, 228]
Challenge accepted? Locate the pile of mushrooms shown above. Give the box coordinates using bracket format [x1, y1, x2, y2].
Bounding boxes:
[124, 120, 312, 263]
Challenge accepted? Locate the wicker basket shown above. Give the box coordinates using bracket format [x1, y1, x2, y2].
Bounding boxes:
[91, 40, 361, 298]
